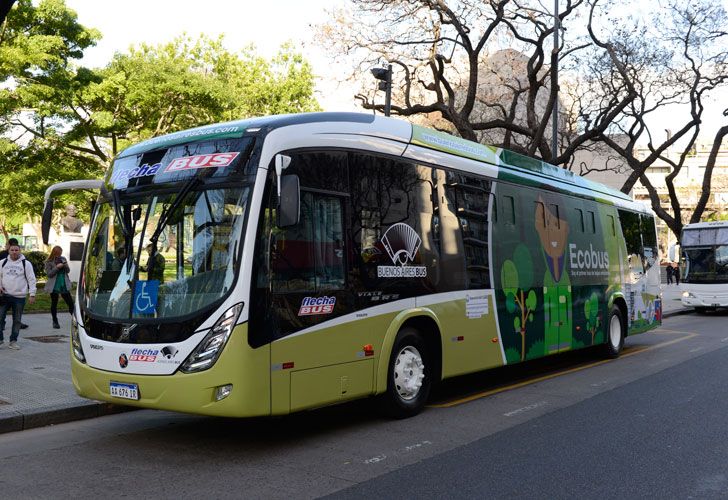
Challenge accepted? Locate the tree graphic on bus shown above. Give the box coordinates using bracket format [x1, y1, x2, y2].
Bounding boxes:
[584, 292, 602, 345]
[501, 244, 538, 362]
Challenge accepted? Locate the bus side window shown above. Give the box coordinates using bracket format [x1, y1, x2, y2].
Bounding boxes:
[575, 208, 584, 233]
[618, 209, 644, 275]
[502, 195, 515, 226]
[607, 214, 616, 236]
[640, 214, 658, 270]
[270, 192, 345, 292]
[587, 211, 596, 234]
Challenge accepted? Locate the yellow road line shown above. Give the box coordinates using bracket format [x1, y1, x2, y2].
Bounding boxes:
[655, 328, 701, 335]
[429, 333, 697, 409]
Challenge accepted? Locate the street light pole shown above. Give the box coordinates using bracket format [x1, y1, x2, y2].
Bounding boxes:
[371, 64, 392, 117]
[551, 0, 559, 164]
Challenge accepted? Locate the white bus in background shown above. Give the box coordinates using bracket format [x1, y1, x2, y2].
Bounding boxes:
[680, 221, 728, 312]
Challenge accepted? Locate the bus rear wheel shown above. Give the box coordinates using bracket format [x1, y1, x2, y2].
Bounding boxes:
[603, 305, 625, 358]
[380, 328, 432, 419]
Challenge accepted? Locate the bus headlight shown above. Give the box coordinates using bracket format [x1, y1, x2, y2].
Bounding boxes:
[180, 303, 243, 373]
[682, 291, 696, 299]
[71, 316, 85, 363]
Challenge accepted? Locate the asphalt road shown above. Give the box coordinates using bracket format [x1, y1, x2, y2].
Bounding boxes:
[0, 311, 726, 499]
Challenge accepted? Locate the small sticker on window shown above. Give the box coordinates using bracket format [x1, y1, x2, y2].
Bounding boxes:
[298, 296, 336, 316]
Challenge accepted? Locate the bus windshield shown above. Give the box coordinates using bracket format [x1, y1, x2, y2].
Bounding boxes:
[682, 245, 728, 284]
[83, 182, 252, 320]
[681, 227, 728, 284]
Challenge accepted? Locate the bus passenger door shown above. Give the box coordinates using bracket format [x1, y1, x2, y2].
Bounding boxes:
[268, 188, 373, 413]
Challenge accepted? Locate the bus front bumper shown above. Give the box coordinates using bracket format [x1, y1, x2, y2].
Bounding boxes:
[70, 328, 271, 418]
[681, 292, 728, 308]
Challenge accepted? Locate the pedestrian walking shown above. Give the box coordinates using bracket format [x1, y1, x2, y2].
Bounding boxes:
[665, 264, 673, 285]
[673, 262, 680, 285]
[0, 242, 37, 349]
[0, 237, 29, 330]
[44, 246, 74, 329]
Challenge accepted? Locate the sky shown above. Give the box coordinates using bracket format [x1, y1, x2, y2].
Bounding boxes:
[64, 0, 361, 112]
[61, 0, 728, 142]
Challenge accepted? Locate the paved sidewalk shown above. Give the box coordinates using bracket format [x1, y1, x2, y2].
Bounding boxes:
[0, 287, 692, 435]
[0, 312, 129, 435]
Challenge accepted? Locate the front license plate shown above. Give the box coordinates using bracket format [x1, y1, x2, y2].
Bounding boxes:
[110, 381, 139, 400]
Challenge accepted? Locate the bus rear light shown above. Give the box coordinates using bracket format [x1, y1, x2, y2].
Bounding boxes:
[180, 303, 243, 373]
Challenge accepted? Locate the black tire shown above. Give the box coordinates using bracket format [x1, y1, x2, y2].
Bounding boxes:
[380, 327, 432, 419]
[603, 305, 625, 359]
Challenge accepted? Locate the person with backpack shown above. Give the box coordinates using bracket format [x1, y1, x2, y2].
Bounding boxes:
[0, 238, 28, 330]
[0, 242, 37, 349]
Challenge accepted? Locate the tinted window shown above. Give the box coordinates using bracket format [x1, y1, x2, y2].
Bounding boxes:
[640, 214, 658, 270]
[441, 171, 492, 289]
[349, 153, 434, 299]
[271, 192, 345, 292]
[502, 195, 515, 225]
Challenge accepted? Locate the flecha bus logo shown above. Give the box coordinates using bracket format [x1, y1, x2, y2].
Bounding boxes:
[129, 348, 160, 362]
[164, 152, 240, 172]
[298, 296, 336, 316]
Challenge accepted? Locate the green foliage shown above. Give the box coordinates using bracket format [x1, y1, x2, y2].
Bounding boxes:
[525, 290, 537, 312]
[1, 2, 321, 224]
[505, 291, 516, 314]
[24, 250, 47, 279]
[505, 348, 521, 364]
[584, 292, 600, 328]
[526, 340, 544, 360]
[513, 316, 521, 331]
[501, 259, 518, 294]
[513, 244, 534, 289]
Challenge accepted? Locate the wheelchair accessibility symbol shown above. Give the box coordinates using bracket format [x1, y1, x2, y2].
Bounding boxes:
[133, 280, 159, 314]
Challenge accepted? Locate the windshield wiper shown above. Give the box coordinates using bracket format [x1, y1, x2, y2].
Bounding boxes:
[148, 176, 201, 249]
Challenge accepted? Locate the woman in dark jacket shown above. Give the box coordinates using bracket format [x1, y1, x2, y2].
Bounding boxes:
[43, 246, 74, 329]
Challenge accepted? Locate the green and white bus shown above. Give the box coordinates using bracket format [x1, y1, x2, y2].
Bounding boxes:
[42, 112, 662, 418]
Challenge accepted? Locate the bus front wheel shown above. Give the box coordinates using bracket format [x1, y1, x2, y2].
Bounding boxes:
[380, 328, 432, 419]
[604, 305, 625, 358]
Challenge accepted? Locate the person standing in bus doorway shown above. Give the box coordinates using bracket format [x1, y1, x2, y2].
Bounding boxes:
[0, 238, 29, 330]
[0, 242, 37, 349]
[44, 246, 74, 329]
[665, 263, 673, 285]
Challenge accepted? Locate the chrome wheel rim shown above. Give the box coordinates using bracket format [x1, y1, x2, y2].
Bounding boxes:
[393, 346, 425, 401]
[609, 314, 622, 349]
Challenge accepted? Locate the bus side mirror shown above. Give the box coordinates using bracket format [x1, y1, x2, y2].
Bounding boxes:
[42, 197, 54, 245]
[278, 175, 300, 228]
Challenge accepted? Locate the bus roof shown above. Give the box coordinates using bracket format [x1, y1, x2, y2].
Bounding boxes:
[117, 112, 633, 206]
[682, 221, 728, 230]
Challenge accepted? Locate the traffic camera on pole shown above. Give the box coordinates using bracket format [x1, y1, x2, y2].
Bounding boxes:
[370, 64, 392, 117]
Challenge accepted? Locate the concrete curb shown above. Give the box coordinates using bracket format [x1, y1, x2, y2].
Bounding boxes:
[0, 402, 135, 435]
